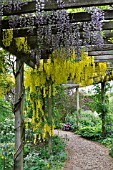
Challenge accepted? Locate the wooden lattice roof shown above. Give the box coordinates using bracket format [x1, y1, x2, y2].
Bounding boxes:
[1, 0, 113, 68]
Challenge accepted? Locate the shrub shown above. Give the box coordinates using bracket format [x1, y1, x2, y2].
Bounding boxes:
[79, 111, 101, 127]
[101, 137, 113, 148]
[109, 144, 113, 158]
[65, 113, 77, 130]
[77, 126, 102, 140]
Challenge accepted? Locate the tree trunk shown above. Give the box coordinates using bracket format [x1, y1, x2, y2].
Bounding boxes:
[14, 59, 24, 170]
[76, 87, 80, 129]
[101, 82, 106, 139]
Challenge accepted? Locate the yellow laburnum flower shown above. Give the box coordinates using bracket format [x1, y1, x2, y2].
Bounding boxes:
[2, 29, 13, 47]
[34, 134, 37, 145]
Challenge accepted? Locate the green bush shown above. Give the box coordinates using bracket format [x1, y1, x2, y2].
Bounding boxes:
[79, 111, 101, 127]
[77, 126, 102, 140]
[65, 113, 77, 130]
[63, 111, 101, 131]
[101, 137, 113, 148]
[109, 144, 113, 158]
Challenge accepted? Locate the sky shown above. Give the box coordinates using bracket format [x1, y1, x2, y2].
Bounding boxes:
[80, 80, 113, 93]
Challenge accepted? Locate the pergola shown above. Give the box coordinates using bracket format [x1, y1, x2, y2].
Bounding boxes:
[1, 1, 113, 169]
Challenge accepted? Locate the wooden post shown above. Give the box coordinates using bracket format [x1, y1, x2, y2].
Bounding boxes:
[0, 2, 2, 38]
[14, 59, 24, 170]
[101, 81, 106, 139]
[76, 87, 80, 129]
[48, 85, 52, 154]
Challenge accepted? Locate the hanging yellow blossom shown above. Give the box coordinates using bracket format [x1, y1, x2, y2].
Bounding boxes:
[2, 29, 13, 47]
[24, 48, 108, 142]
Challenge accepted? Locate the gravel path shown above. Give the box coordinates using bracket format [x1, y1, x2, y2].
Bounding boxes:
[54, 130, 113, 170]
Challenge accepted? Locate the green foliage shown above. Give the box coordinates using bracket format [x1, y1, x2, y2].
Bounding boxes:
[67, 8, 85, 13]
[109, 96, 113, 114]
[0, 98, 14, 169]
[24, 136, 67, 170]
[0, 99, 13, 122]
[0, 117, 14, 143]
[65, 113, 77, 130]
[0, 49, 15, 99]
[67, 5, 110, 14]
[53, 107, 62, 129]
[77, 126, 102, 140]
[0, 49, 4, 72]
[54, 85, 77, 122]
[0, 143, 14, 170]
[64, 110, 101, 131]
[0, 105, 66, 170]
[109, 144, 113, 158]
[101, 137, 113, 148]
[88, 83, 110, 115]
[79, 111, 101, 127]
[0, 118, 14, 169]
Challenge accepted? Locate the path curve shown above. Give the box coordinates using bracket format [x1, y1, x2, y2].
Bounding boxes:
[54, 130, 113, 170]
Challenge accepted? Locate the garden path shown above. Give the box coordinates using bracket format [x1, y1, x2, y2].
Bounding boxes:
[54, 130, 113, 170]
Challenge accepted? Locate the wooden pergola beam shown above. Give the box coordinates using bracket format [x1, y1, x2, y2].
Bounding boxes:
[1, 35, 113, 65]
[2, 21, 113, 40]
[2, 12, 113, 30]
[3, 0, 113, 16]
[88, 50, 113, 56]
[2, 9, 113, 30]
[85, 44, 113, 52]
[0, 39, 35, 68]
[1, 2, 113, 66]
[103, 21, 113, 30]
[94, 55, 113, 62]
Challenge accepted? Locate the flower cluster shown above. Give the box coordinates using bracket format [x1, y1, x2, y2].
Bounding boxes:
[2, 29, 13, 47]
[24, 49, 107, 142]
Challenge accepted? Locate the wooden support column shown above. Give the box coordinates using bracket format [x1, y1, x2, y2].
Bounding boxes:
[76, 87, 80, 129]
[101, 81, 106, 139]
[14, 59, 24, 170]
[48, 85, 52, 154]
[0, 2, 2, 38]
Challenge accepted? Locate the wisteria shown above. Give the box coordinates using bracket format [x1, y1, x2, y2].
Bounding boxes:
[1, 0, 105, 61]
[90, 7, 104, 45]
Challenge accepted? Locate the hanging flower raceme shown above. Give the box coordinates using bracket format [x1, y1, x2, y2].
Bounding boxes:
[2, 29, 13, 47]
[24, 49, 107, 143]
[14, 37, 30, 53]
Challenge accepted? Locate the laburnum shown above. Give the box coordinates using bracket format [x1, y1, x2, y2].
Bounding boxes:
[24, 49, 107, 143]
[2, 29, 30, 53]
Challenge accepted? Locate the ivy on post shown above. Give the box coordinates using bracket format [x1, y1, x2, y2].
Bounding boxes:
[76, 87, 80, 129]
[48, 84, 52, 154]
[14, 58, 24, 170]
[101, 81, 106, 139]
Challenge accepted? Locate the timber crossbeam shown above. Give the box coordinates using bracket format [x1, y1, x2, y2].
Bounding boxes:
[2, 0, 113, 16]
[1, 1, 113, 67]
